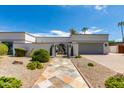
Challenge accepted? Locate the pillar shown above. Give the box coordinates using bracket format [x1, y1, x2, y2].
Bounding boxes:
[72, 42, 78, 57]
[67, 43, 72, 57]
[52, 44, 56, 57]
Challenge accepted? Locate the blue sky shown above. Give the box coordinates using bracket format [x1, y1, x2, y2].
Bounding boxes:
[0, 5, 124, 41]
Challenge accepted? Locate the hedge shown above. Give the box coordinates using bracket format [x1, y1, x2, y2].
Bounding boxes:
[0, 43, 8, 55]
[32, 49, 50, 62]
[15, 48, 27, 57]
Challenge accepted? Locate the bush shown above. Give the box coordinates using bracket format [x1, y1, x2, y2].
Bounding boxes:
[105, 73, 124, 88]
[0, 76, 22, 88]
[36, 61, 44, 69]
[32, 49, 50, 62]
[88, 63, 94, 67]
[0, 43, 8, 55]
[75, 55, 81, 58]
[15, 48, 27, 57]
[26, 62, 37, 70]
[27, 61, 43, 70]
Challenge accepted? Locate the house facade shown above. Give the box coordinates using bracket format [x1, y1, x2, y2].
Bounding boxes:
[0, 32, 109, 57]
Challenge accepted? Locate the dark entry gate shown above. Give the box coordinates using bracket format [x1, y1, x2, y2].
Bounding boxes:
[118, 45, 124, 53]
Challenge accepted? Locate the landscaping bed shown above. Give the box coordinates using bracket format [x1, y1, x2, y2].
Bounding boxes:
[71, 57, 117, 88]
[0, 56, 49, 88]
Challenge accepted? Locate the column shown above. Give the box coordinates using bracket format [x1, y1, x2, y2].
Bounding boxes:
[12, 43, 15, 56]
[72, 43, 78, 57]
[52, 44, 56, 57]
[67, 43, 71, 57]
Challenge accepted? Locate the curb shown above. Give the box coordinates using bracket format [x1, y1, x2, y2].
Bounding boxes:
[71, 59, 93, 88]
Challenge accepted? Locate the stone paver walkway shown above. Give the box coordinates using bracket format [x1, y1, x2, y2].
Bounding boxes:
[32, 58, 88, 88]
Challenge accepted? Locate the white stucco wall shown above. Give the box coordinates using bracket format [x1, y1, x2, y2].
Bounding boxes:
[13, 43, 52, 55]
[36, 37, 70, 43]
[103, 42, 109, 54]
[0, 32, 25, 42]
[72, 43, 78, 56]
[71, 34, 108, 42]
[25, 33, 36, 43]
[109, 45, 118, 53]
[0, 32, 36, 43]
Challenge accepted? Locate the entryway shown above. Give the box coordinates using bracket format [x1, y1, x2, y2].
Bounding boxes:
[32, 58, 88, 88]
[50, 43, 74, 58]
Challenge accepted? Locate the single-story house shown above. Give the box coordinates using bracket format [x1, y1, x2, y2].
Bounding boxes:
[0, 32, 109, 57]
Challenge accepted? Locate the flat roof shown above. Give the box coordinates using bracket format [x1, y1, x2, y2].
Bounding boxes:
[0, 32, 109, 38]
[0, 32, 36, 37]
[71, 34, 109, 36]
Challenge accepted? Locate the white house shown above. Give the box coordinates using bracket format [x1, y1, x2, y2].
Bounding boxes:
[0, 32, 109, 57]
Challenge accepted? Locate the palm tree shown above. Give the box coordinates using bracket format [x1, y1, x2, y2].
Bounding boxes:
[81, 27, 88, 34]
[118, 21, 124, 42]
[69, 28, 77, 35]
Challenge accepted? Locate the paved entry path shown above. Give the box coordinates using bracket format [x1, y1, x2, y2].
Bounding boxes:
[33, 58, 88, 88]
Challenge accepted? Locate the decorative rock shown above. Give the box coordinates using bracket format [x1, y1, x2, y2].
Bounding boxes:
[12, 61, 23, 64]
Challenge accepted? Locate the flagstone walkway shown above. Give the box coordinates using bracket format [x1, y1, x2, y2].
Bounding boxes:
[32, 58, 88, 88]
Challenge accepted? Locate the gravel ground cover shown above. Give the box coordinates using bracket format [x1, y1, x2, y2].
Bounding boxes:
[0, 56, 49, 88]
[71, 57, 117, 88]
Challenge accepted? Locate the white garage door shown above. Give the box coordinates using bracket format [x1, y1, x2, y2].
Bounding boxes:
[79, 43, 103, 54]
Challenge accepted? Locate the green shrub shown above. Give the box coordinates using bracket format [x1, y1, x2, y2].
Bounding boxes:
[32, 49, 50, 62]
[75, 55, 81, 58]
[27, 61, 43, 70]
[0, 43, 8, 55]
[105, 73, 124, 88]
[36, 61, 44, 69]
[88, 63, 94, 67]
[0, 76, 22, 88]
[26, 62, 37, 70]
[15, 48, 27, 57]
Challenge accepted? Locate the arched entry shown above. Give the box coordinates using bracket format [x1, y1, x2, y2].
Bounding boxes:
[55, 43, 67, 57]
[50, 43, 74, 57]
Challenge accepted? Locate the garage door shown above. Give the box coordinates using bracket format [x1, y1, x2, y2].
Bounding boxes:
[79, 43, 103, 54]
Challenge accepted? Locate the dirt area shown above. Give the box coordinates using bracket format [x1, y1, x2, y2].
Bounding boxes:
[71, 57, 117, 88]
[0, 56, 49, 88]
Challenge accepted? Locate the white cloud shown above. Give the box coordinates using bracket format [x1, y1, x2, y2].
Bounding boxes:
[115, 38, 122, 42]
[50, 30, 70, 37]
[32, 30, 70, 37]
[80, 27, 102, 34]
[31, 33, 52, 37]
[94, 5, 107, 11]
[0, 26, 10, 32]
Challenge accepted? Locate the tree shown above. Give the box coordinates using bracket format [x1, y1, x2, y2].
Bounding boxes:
[118, 21, 124, 42]
[69, 28, 77, 35]
[81, 27, 88, 34]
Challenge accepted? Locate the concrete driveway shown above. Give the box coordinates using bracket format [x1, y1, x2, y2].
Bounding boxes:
[82, 53, 124, 73]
